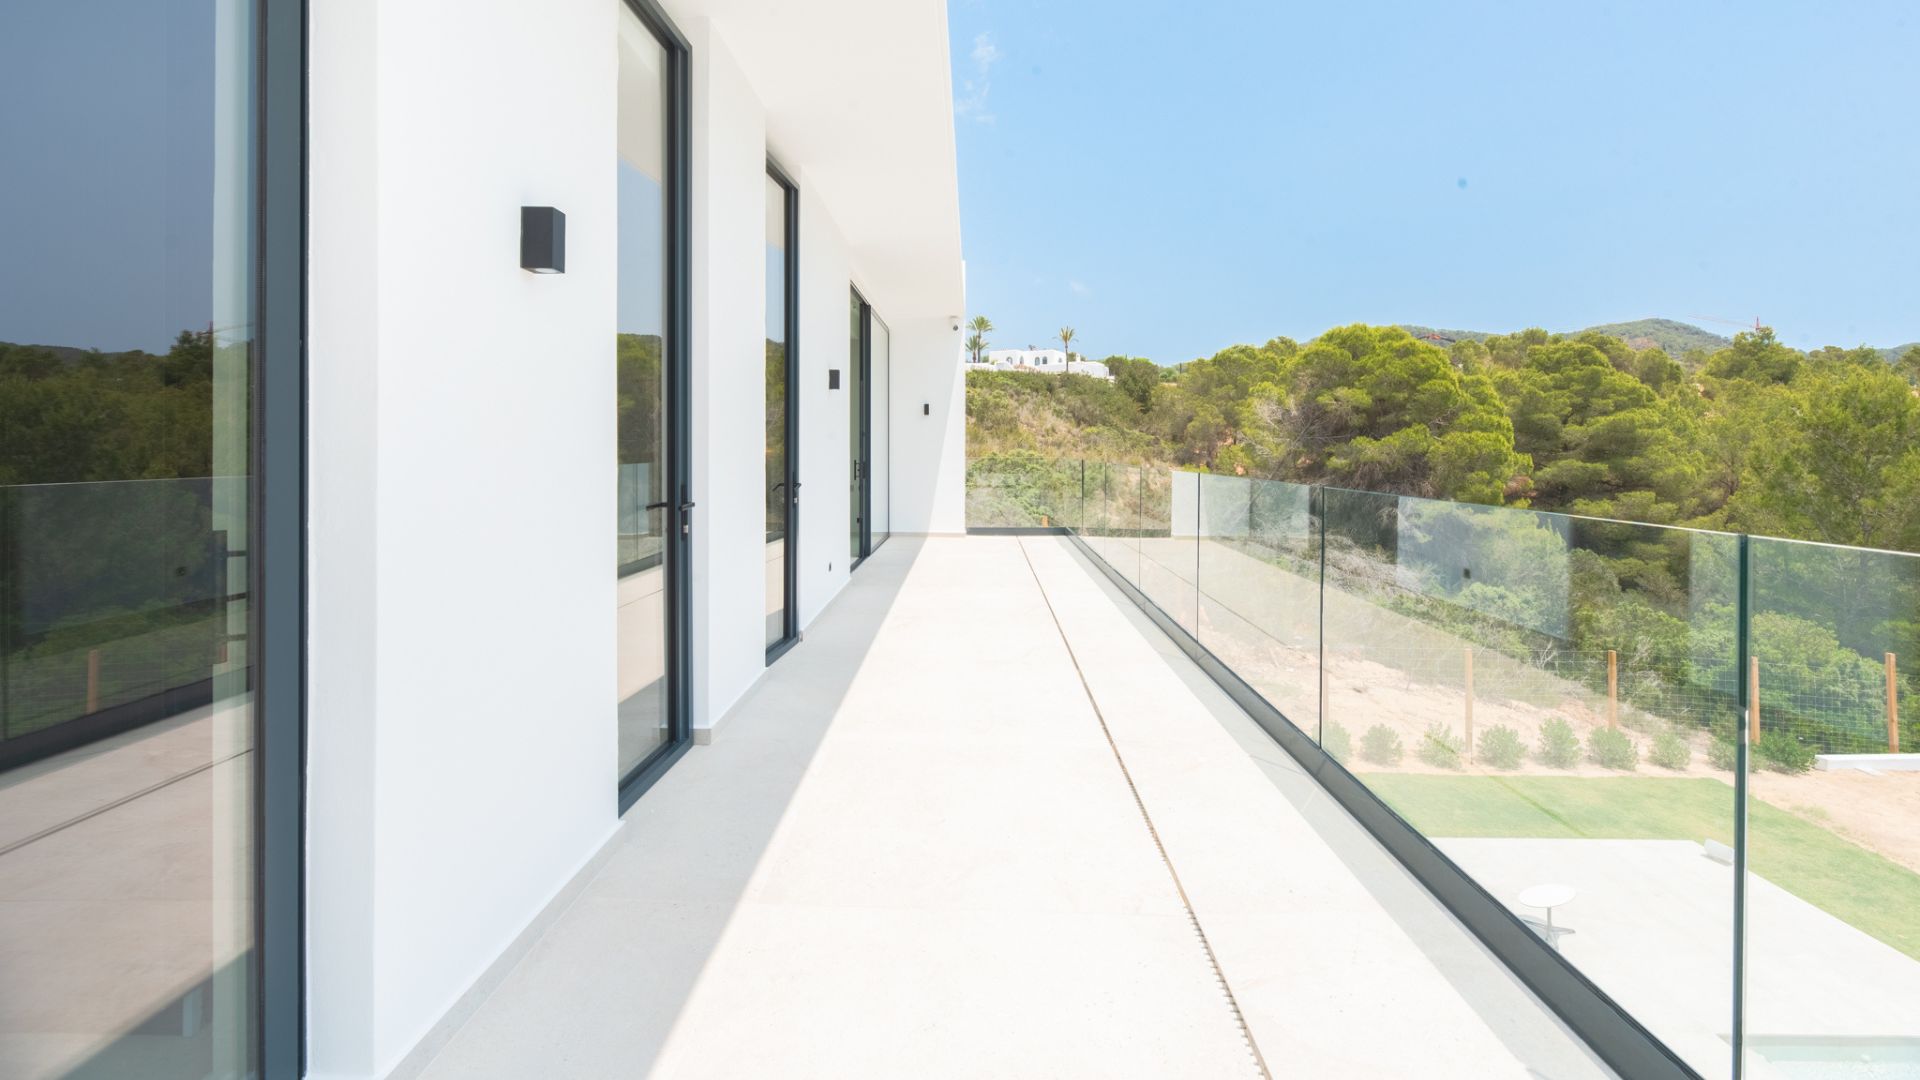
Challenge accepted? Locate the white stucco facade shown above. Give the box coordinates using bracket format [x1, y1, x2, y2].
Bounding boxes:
[303, 1, 964, 1075]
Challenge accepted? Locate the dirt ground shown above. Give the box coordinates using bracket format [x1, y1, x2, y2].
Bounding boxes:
[1752, 768, 1920, 874]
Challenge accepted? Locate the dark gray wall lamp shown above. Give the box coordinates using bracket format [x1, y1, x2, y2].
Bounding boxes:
[521, 206, 566, 273]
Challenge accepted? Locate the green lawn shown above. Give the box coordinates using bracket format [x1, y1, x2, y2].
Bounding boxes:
[1361, 773, 1920, 960]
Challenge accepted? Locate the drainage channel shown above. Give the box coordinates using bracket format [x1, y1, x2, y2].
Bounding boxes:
[1015, 536, 1272, 1080]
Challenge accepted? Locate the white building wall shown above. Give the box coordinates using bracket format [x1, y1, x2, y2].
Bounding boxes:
[889, 317, 969, 535]
[307, 0, 623, 1076]
[306, 1, 964, 1074]
[796, 184, 855, 626]
[687, 20, 767, 731]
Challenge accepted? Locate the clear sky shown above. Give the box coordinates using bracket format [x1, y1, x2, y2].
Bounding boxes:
[948, 0, 1920, 364]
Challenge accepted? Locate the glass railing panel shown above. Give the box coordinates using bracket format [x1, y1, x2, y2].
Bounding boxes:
[964, 451, 1083, 529]
[1195, 474, 1321, 738]
[1096, 463, 1143, 589]
[1318, 487, 1739, 1078]
[1137, 468, 1196, 634]
[1745, 536, 1920, 1076]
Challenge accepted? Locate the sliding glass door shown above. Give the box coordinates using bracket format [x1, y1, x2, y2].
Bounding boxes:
[847, 289, 889, 566]
[616, 0, 691, 803]
[848, 289, 868, 563]
[0, 0, 301, 1074]
[765, 167, 798, 658]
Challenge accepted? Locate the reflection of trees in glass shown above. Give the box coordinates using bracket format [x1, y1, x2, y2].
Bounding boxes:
[766, 339, 786, 536]
[1, 330, 215, 485]
[617, 332, 664, 479]
[1, 331, 222, 746]
[616, 333, 666, 571]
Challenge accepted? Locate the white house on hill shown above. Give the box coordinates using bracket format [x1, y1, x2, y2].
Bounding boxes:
[974, 346, 1110, 379]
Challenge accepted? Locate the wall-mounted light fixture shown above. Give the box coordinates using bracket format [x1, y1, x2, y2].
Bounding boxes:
[922, 403, 930, 416]
[948, 316, 960, 332]
[828, 369, 841, 390]
[520, 206, 566, 274]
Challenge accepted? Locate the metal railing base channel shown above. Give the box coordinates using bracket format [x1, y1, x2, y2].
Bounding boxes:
[1061, 529, 1699, 1080]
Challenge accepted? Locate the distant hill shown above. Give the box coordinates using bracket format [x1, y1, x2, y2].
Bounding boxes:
[1578, 319, 1731, 356]
[1881, 343, 1920, 363]
[1397, 325, 1492, 344]
[1397, 318, 1732, 356]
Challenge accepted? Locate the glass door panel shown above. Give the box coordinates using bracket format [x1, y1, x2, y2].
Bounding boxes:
[848, 290, 867, 561]
[764, 173, 793, 650]
[0, 1, 260, 1074]
[616, 10, 673, 779]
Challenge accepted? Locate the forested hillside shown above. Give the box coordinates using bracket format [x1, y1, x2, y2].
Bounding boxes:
[968, 323, 1920, 553]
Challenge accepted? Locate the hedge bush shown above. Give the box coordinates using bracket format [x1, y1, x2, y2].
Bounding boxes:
[1537, 717, 1580, 768]
[1323, 721, 1352, 764]
[1478, 725, 1524, 770]
[1588, 727, 1639, 770]
[1757, 730, 1815, 773]
[1360, 724, 1404, 766]
[1418, 724, 1465, 769]
[1649, 729, 1692, 770]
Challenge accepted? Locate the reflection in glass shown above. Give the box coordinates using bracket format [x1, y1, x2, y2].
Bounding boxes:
[764, 175, 790, 649]
[0, 1, 257, 1075]
[616, 12, 672, 778]
[1196, 475, 1322, 734]
[1137, 468, 1196, 634]
[1319, 489, 1738, 1078]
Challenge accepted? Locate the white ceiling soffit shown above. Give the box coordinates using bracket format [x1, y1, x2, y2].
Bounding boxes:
[669, 0, 964, 321]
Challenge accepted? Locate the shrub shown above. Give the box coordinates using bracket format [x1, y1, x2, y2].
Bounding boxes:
[1418, 724, 1465, 769]
[1649, 729, 1692, 771]
[1478, 725, 1524, 770]
[1360, 724, 1403, 766]
[1322, 721, 1352, 764]
[1537, 717, 1580, 768]
[1706, 736, 1758, 773]
[1588, 727, 1639, 770]
[1757, 730, 1815, 774]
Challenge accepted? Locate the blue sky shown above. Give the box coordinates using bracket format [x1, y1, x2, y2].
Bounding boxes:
[948, 0, 1920, 364]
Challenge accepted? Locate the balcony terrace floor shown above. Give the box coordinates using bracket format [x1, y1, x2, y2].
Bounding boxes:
[405, 536, 1613, 1079]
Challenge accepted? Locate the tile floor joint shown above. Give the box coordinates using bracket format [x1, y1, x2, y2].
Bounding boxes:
[1016, 537, 1273, 1080]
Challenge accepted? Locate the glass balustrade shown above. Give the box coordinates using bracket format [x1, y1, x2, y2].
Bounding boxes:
[965, 459, 1920, 1078]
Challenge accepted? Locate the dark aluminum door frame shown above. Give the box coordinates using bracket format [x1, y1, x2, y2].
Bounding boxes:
[1061, 499, 1702, 1080]
[259, 0, 305, 1072]
[850, 287, 873, 570]
[766, 158, 800, 664]
[618, 0, 695, 812]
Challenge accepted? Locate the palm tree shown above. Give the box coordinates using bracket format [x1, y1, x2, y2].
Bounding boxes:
[1058, 327, 1076, 372]
[967, 315, 993, 364]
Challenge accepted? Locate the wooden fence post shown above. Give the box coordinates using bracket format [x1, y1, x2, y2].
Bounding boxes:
[1607, 650, 1619, 730]
[86, 648, 101, 714]
[1749, 657, 1761, 745]
[1889, 653, 1901, 754]
[1464, 647, 1475, 763]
